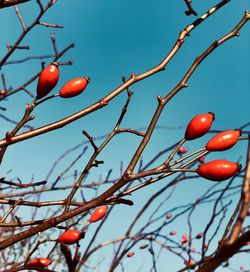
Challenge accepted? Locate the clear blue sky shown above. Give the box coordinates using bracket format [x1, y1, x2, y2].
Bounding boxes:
[0, 0, 249, 271]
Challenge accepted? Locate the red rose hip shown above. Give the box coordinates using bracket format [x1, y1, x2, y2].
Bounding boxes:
[37, 62, 59, 99]
[197, 160, 241, 181]
[27, 258, 51, 267]
[59, 77, 89, 98]
[205, 129, 241, 151]
[89, 206, 108, 223]
[58, 229, 82, 244]
[185, 112, 215, 140]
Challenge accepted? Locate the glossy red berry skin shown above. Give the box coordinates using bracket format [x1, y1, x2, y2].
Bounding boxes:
[178, 147, 188, 155]
[185, 112, 215, 140]
[89, 206, 108, 223]
[199, 156, 205, 163]
[27, 258, 51, 267]
[58, 229, 82, 245]
[181, 234, 189, 244]
[169, 231, 177, 236]
[127, 252, 134, 257]
[166, 213, 172, 219]
[205, 129, 241, 151]
[37, 63, 59, 99]
[0, 90, 7, 96]
[197, 160, 241, 181]
[184, 260, 193, 266]
[59, 77, 89, 98]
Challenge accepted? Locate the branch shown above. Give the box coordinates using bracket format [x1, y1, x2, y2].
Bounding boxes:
[0, 0, 230, 148]
[0, 0, 30, 9]
[0, 3, 245, 251]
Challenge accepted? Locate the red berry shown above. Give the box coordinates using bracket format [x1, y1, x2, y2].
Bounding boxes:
[196, 232, 203, 239]
[204, 243, 209, 249]
[178, 147, 188, 155]
[197, 160, 241, 181]
[169, 231, 177, 236]
[185, 112, 215, 140]
[166, 213, 172, 219]
[127, 252, 134, 258]
[37, 63, 59, 99]
[59, 77, 89, 98]
[199, 156, 205, 163]
[89, 206, 108, 223]
[0, 90, 6, 96]
[205, 129, 241, 151]
[181, 234, 189, 244]
[27, 258, 51, 267]
[58, 229, 82, 245]
[184, 260, 193, 266]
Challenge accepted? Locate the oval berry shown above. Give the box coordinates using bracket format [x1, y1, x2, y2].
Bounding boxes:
[199, 155, 205, 163]
[0, 90, 7, 96]
[27, 258, 51, 267]
[206, 129, 241, 151]
[181, 234, 189, 244]
[178, 147, 188, 154]
[58, 229, 82, 245]
[185, 112, 215, 140]
[166, 213, 172, 219]
[127, 252, 134, 257]
[37, 63, 59, 99]
[196, 232, 203, 239]
[197, 160, 241, 181]
[89, 206, 108, 223]
[59, 77, 89, 98]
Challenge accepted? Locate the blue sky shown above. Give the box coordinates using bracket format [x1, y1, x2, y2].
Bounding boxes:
[0, 0, 250, 271]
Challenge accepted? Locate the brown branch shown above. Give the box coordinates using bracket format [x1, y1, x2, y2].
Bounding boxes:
[225, 138, 250, 244]
[0, 2, 243, 251]
[184, 0, 198, 16]
[0, 0, 230, 148]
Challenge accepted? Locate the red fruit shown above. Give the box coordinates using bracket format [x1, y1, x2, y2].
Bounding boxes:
[181, 234, 189, 244]
[59, 77, 89, 98]
[37, 63, 59, 99]
[205, 129, 241, 151]
[196, 232, 203, 239]
[166, 213, 172, 219]
[204, 243, 209, 249]
[0, 90, 6, 96]
[89, 206, 108, 223]
[127, 252, 134, 258]
[27, 258, 51, 267]
[184, 260, 193, 266]
[197, 160, 241, 181]
[58, 229, 82, 245]
[185, 112, 215, 140]
[178, 147, 188, 155]
[169, 231, 177, 236]
[199, 156, 205, 163]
